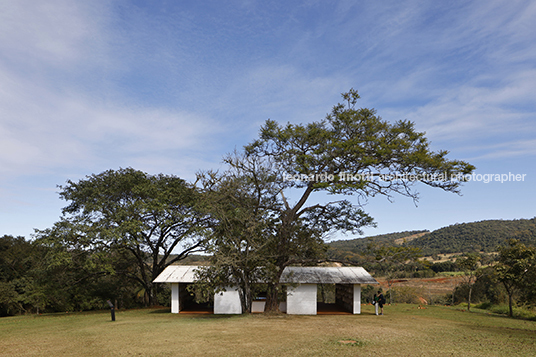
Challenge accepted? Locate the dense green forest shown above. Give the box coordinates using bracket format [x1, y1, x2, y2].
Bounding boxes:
[407, 218, 536, 255]
[0, 234, 153, 317]
[326, 230, 428, 263]
[327, 218, 536, 258]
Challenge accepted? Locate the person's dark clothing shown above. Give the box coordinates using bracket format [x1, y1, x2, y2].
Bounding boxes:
[378, 293, 385, 308]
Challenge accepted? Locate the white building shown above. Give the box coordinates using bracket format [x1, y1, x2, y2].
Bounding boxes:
[152, 265, 241, 314]
[153, 265, 378, 315]
[281, 266, 378, 315]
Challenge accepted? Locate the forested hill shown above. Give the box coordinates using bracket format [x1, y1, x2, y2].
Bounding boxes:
[406, 218, 536, 254]
[326, 218, 536, 258]
[327, 230, 429, 261]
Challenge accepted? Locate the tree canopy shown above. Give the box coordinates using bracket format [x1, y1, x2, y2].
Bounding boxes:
[37, 168, 208, 306]
[408, 218, 536, 254]
[495, 239, 536, 316]
[193, 152, 327, 312]
[206, 88, 475, 311]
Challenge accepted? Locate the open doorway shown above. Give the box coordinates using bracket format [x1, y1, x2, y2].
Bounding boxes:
[317, 283, 353, 314]
[177, 283, 213, 314]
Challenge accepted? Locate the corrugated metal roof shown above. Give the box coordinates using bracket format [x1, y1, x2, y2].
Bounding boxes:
[153, 265, 378, 285]
[280, 267, 378, 284]
[153, 265, 199, 283]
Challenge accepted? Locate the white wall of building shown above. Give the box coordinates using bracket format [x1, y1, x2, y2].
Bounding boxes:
[171, 283, 179, 314]
[286, 284, 317, 315]
[353, 284, 361, 314]
[214, 286, 242, 314]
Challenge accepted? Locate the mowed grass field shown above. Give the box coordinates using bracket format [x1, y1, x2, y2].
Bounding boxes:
[1, 304, 535, 357]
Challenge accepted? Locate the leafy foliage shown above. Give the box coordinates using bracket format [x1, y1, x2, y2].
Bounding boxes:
[495, 239, 536, 316]
[36, 168, 208, 306]
[408, 218, 536, 254]
[326, 230, 428, 264]
[210, 88, 473, 311]
[0, 235, 36, 315]
[0, 235, 145, 316]
[192, 155, 285, 313]
[327, 218, 536, 260]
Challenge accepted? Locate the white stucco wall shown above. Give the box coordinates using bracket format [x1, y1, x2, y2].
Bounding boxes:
[214, 287, 242, 314]
[286, 284, 317, 315]
[171, 283, 179, 314]
[251, 301, 266, 313]
[353, 284, 361, 314]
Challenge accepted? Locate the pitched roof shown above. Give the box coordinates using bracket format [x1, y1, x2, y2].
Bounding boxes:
[280, 266, 378, 284]
[153, 265, 378, 285]
[153, 265, 199, 283]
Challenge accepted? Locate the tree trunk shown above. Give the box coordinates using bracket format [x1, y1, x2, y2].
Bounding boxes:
[144, 281, 159, 307]
[508, 293, 513, 317]
[467, 285, 472, 312]
[265, 283, 281, 312]
[238, 279, 252, 314]
[387, 278, 393, 305]
[503, 282, 514, 317]
[238, 288, 247, 314]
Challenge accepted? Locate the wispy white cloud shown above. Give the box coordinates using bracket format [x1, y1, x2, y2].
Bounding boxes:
[0, 0, 114, 74]
[0, 0, 224, 179]
[0, 79, 220, 176]
[465, 139, 536, 161]
[390, 68, 536, 146]
[346, 0, 536, 160]
[214, 64, 351, 128]
[1, 0, 535, 238]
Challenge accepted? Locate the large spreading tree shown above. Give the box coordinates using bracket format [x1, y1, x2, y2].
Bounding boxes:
[37, 168, 208, 306]
[210, 89, 475, 311]
[193, 155, 280, 313]
[194, 153, 328, 313]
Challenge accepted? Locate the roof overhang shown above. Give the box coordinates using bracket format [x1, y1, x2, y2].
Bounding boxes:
[153, 265, 199, 283]
[154, 265, 378, 285]
[280, 266, 378, 284]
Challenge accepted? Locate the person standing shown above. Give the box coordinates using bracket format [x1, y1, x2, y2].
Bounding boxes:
[377, 291, 385, 315]
[373, 293, 379, 315]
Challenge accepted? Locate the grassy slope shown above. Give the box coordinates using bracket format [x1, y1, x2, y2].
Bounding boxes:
[1, 306, 535, 357]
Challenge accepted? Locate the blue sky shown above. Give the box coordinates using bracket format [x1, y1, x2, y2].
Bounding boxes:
[1, 0, 535, 241]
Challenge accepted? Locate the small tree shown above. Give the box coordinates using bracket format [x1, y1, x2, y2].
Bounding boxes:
[495, 239, 536, 317]
[457, 253, 481, 312]
[193, 156, 280, 313]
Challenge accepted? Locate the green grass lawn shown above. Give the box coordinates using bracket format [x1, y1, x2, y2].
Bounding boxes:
[1, 304, 535, 356]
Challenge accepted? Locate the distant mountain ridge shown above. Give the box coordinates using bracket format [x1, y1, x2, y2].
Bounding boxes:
[407, 218, 536, 254]
[327, 217, 536, 257]
[326, 230, 429, 262]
